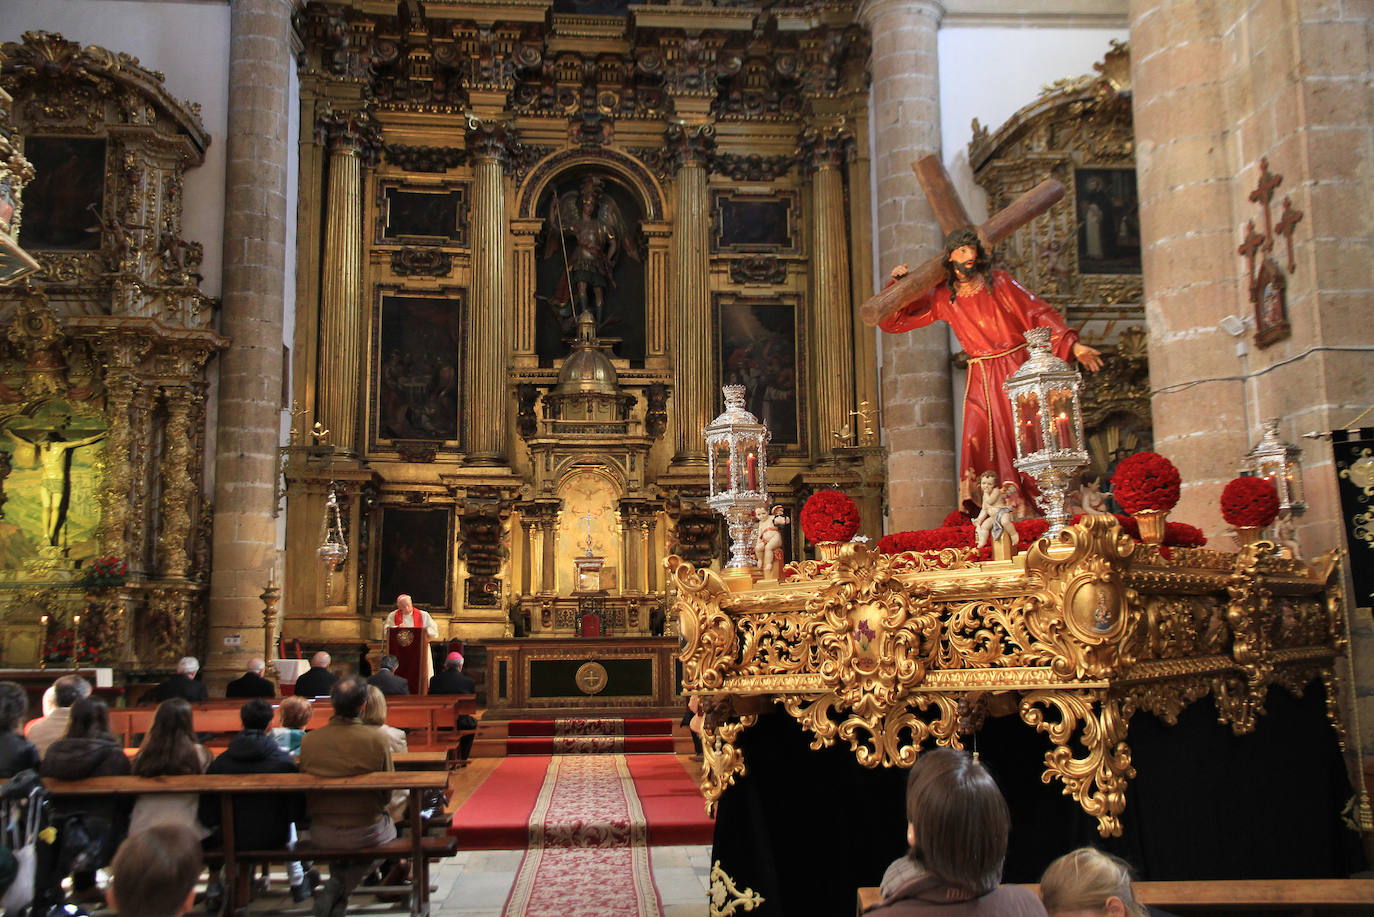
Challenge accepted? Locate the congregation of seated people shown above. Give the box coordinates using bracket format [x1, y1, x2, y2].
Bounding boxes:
[0, 652, 449, 915]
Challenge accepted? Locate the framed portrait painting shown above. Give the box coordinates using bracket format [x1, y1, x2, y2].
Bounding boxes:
[373, 291, 465, 446]
[376, 506, 450, 610]
[710, 191, 800, 254]
[18, 138, 106, 250]
[1074, 168, 1141, 275]
[714, 294, 805, 448]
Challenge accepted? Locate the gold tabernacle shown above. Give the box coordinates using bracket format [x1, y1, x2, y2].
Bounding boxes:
[669, 514, 1350, 837]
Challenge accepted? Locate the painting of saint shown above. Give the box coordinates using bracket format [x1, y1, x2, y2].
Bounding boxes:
[377, 507, 449, 609]
[19, 138, 106, 250]
[375, 293, 463, 443]
[535, 172, 645, 366]
[716, 299, 802, 446]
[1074, 169, 1141, 275]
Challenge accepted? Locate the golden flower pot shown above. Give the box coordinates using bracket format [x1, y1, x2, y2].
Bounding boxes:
[815, 541, 845, 561]
[1134, 509, 1168, 545]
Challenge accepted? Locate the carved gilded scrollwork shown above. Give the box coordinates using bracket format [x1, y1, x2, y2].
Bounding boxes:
[1020, 690, 1135, 837]
[669, 554, 737, 692]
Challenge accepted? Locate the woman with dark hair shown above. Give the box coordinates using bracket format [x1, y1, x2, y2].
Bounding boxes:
[865, 748, 1046, 916]
[0, 680, 39, 776]
[129, 698, 211, 837]
[41, 697, 131, 902]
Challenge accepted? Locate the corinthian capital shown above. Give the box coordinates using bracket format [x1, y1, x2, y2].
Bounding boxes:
[466, 116, 518, 165]
[663, 122, 716, 173]
[796, 123, 856, 174]
[315, 108, 384, 165]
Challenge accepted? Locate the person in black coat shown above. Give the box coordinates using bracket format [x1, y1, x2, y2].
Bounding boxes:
[225, 658, 277, 698]
[428, 652, 475, 695]
[0, 681, 39, 778]
[290, 652, 339, 699]
[153, 657, 209, 703]
[367, 655, 409, 696]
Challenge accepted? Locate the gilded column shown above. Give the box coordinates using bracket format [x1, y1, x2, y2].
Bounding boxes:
[799, 126, 857, 457]
[157, 384, 194, 578]
[210, 0, 293, 680]
[315, 110, 378, 454]
[466, 119, 512, 464]
[642, 222, 672, 359]
[510, 218, 544, 363]
[540, 518, 557, 594]
[97, 366, 138, 557]
[667, 124, 716, 466]
[520, 519, 534, 595]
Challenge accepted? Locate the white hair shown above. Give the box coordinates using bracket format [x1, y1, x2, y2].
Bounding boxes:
[312, 651, 331, 667]
[176, 656, 200, 676]
[247, 658, 265, 675]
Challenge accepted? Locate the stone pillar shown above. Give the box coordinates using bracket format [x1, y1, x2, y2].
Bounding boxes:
[1131, 0, 1374, 756]
[315, 111, 376, 454]
[799, 126, 857, 457]
[667, 124, 716, 466]
[209, 0, 292, 678]
[859, 0, 951, 530]
[466, 119, 512, 465]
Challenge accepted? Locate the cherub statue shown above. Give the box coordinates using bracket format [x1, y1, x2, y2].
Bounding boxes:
[543, 175, 640, 327]
[974, 471, 1018, 550]
[1079, 471, 1110, 515]
[753, 504, 789, 580]
[1273, 510, 1302, 560]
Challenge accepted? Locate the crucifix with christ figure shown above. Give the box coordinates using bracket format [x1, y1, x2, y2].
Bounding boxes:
[857, 155, 1102, 508]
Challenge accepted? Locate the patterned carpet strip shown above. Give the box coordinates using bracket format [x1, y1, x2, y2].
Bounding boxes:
[505, 717, 677, 755]
[501, 754, 663, 917]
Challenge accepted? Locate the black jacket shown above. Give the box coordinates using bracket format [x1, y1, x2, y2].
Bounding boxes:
[428, 668, 475, 695]
[199, 730, 301, 850]
[0, 731, 38, 778]
[153, 673, 208, 703]
[225, 672, 277, 698]
[368, 669, 410, 696]
[291, 666, 338, 699]
[40, 735, 132, 852]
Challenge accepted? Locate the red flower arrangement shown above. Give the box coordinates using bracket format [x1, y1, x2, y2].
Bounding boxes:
[1220, 476, 1280, 528]
[43, 627, 99, 665]
[1111, 452, 1181, 514]
[80, 554, 128, 589]
[799, 490, 861, 544]
[1165, 522, 1207, 548]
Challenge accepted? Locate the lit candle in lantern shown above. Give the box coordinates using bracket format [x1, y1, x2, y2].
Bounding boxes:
[1055, 412, 1073, 450]
[746, 452, 758, 491]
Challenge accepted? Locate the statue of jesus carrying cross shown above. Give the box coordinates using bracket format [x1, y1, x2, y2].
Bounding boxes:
[859, 156, 1103, 508]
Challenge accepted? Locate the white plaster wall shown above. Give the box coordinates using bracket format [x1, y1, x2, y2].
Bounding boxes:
[2, 0, 232, 299]
[937, 27, 1129, 224]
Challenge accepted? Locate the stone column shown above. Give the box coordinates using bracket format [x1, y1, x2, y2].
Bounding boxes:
[859, 0, 951, 530]
[466, 119, 512, 465]
[799, 126, 857, 457]
[209, 0, 292, 678]
[315, 111, 376, 454]
[666, 124, 716, 466]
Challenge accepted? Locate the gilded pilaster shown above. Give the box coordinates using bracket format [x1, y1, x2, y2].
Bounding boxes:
[799, 126, 857, 458]
[510, 218, 544, 363]
[467, 118, 513, 464]
[157, 385, 194, 578]
[541, 518, 557, 594]
[667, 124, 716, 466]
[642, 222, 672, 360]
[97, 372, 137, 556]
[315, 110, 378, 454]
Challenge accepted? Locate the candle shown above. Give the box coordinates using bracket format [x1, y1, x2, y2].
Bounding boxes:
[1055, 412, 1073, 450]
[746, 452, 758, 491]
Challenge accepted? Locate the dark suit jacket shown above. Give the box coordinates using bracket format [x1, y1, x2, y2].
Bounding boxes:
[154, 673, 208, 703]
[368, 669, 410, 696]
[225, 672, 277, 698]
[291, 666, 338, 699]
[428, 668, 475, 695]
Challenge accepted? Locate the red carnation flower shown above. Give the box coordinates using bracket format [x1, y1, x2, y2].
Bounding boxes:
[1112, 452, 1181, 513]
[1165, 522, 1207, 547]
[1220, 476, 1280, 528]
[799, 490, 861, 544]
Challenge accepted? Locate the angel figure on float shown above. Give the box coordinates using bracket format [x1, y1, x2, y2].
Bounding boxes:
[973, 471, 1018, 550]
[543, 175, 640, 329]
[754, 504, 789, 582]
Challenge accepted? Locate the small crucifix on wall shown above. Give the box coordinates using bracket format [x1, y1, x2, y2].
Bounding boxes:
[1237, 157, 1303, 349]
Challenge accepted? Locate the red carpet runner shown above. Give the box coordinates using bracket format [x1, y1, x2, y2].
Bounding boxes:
[501, 755, 662, 917]
[505, 717, 676, 755]
[451, 753, 713, 850]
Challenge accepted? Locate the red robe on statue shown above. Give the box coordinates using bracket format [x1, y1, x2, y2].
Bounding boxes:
[879, 270, 1080, 506]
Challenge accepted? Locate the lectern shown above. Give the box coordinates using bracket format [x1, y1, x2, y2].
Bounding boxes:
[386, 626, 429, 695]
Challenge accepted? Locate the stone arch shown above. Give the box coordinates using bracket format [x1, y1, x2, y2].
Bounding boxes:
[515, 146, 666, 221]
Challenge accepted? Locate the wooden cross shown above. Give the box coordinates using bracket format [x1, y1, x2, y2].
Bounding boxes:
[1236, 221, 1265, 288]
[1249, 157, 1283, 250]
[859, 154, 1067, 327]
[1274, 197, 1304, 273]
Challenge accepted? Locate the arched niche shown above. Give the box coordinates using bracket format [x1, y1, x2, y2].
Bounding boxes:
[554, 465, 623, 595]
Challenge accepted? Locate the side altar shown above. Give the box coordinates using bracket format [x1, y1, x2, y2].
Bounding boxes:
[670, 517, 1366, 913]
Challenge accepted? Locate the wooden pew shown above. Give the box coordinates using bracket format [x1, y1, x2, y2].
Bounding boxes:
[857, 881, 1374, 915]
[108, 695, 477, 748]
[44, 771, 454, 917]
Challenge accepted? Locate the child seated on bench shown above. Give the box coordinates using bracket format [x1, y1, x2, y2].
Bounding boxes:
[107, 823, 204, 917]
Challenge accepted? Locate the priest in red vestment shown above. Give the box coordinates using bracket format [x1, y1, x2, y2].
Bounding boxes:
[384, 593, 440, 685]
[881, 228, 1102, 506]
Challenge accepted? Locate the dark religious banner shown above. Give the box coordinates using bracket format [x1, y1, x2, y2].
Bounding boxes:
[1331, 428, 1374, 610]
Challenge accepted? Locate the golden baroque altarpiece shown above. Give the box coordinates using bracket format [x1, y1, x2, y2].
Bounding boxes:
[670, 516, 1354, 836]
[0, 32, 222, 669]
[285, 0, 883, 649]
